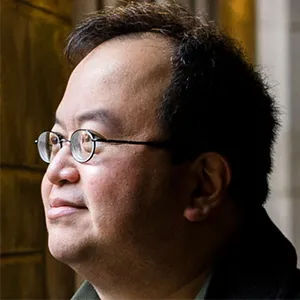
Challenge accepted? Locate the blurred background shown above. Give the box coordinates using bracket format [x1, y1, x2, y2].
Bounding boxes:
[1, 0, 300, 299]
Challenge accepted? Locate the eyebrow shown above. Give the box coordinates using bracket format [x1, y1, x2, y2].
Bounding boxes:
[54, 109, 123, 132]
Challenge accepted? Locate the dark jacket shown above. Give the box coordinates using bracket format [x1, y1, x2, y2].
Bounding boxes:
[72, 208, 300, 299]
[206, 207, 300, 299]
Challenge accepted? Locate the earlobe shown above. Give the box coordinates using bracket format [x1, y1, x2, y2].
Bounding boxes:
[183, 153, 231, 222]
[184, 203, 210, 222]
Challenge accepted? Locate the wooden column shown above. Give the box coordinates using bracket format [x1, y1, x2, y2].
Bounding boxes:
[217, 0, 256, 63]
[0, 0, 75, 298]
[73, 0, 100, 24]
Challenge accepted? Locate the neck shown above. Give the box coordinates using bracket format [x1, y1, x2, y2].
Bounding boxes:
[94, 262, 211, 300]
[72, 242, 213, 300]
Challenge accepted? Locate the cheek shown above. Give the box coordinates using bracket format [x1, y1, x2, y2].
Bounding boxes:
[41, 174, 52, 208]
[82, 154, 170, 232]
[84, 160, 145, 216]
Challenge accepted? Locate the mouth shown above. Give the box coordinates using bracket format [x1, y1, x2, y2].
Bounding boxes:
[48, 199, 87, 220]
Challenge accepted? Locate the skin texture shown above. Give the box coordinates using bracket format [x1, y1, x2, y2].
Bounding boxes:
[41, 34, 234, 300]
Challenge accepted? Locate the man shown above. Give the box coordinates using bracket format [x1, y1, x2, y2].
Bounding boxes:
[35, 2, 300, 299]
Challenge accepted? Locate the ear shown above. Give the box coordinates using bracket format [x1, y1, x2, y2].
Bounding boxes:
[184, 152, 231, 222]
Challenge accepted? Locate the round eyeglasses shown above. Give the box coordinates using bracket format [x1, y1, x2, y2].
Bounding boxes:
[35, 129, 169, 164]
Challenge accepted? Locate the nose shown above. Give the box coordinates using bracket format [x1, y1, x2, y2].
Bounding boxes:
[46, 146, 80, 185]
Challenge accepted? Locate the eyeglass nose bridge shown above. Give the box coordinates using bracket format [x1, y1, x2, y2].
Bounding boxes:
[59, 137, 71, 148]
[48, 136, 72, 164]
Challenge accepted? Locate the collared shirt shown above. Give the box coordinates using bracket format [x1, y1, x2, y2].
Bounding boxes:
[195, 272, 211, 299]
[71, 275, 211, 300]
[71, 281, 98, 300]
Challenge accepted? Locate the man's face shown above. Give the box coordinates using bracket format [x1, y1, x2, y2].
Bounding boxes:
[41, 36, 191, 269]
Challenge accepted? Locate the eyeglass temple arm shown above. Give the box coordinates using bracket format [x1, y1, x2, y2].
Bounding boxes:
[94, 138, 170, 149]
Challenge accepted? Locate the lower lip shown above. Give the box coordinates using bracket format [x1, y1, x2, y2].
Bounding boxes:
[47, 206, 86, 220]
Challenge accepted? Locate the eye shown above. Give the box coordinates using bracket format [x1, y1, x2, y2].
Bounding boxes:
[49, 132, 63, 145]
[49, 134, 59, 145]
[90, 132, 105, 152]
[82, 132, 91, 143]
[81, 132, 93, 153]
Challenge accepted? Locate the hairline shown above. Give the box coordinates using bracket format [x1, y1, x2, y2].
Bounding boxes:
[67, 30, 178, 67]
[67, 31, 178, 136]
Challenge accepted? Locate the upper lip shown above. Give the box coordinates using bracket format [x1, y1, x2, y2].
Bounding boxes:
[50, 198, 86, 208]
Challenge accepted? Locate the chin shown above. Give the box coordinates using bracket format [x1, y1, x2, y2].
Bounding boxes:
[47, 228, 91, 265]
[48, 235, 75, 263]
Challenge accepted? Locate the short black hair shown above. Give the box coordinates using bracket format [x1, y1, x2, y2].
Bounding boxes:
[65, 1, 280, 208]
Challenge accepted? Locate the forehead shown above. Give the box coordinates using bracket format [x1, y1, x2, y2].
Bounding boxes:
[56, 35, 172, 138]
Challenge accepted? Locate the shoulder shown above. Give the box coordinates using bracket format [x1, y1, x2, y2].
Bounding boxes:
[287, 268, 300, 299]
